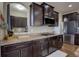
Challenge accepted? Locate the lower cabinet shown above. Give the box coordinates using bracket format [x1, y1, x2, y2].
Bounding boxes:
[1, 35, 63, 57]
[1, 41, 33, 57]
[32, 43, 41, 57]
[48, 36, 58, 54]
[40, 39, 49, 56]
[57, 35, 63, 49]
[32, 38, 48, 57]
[75, 34, 79, 45]
[48, 35, 63, 54]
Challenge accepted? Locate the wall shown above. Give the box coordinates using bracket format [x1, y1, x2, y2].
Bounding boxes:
[0, 3, 3, 15]
[63, 9, 79, 15]
[2, 2, 63, 35]
[0, 2, 5, 41]
[10, 10, 27, 17]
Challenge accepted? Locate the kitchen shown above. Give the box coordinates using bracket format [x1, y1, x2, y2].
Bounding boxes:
[0, 2, 79, 57]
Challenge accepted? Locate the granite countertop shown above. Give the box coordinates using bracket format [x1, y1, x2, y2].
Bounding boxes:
[0, 33, 63, 46]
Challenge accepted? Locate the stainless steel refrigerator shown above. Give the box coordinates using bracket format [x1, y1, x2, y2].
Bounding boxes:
[64, 21, 77, 34]
[64, 21, 77, 44]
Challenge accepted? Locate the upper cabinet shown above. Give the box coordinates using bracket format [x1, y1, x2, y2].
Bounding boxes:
[41, 2, 59, 26]
[30, 3, 43, 26]
[30, 2, 59, 26]
[41, 2, 54, 19]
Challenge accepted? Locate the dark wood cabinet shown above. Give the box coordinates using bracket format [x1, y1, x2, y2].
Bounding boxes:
[1, 35, 63, 57]
[1, 49, 20, 57]
[41, 2, 54, 18]
[30, 3, 43, 26]
[40, 38, 49, 56]
[48, 36, 58, 54]
[32, 40, 42, 57]
[41, 2, 59, 26]
[1, 41, 33, 57]
[57, 35, 63, 49]
[75, 34, 79, 45]
[48, 35, 63, 54]
[30, 2, 59, 26]
[32, 38, 49, 57]
[53, 11, 59, 26]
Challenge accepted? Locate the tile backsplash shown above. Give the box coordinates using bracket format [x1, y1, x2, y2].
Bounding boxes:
[28, 26, 60, 34]
[14, 25, 61, 35]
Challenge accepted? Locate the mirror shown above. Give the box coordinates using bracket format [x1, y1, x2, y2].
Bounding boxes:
[7, 3, 28, 33]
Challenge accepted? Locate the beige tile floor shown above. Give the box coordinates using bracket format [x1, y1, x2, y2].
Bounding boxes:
[60, 43, 79, 57]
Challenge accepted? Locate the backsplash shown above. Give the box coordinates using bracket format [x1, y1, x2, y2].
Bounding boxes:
[28, 26, 60, 34]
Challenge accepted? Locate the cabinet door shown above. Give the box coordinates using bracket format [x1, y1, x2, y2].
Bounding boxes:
[21, 46, 32, 57]
[41, 3, 54, 18]
[1, 41, 33, 57]
[40, 39, 49, 56]
[32, 39, 49, 57]
[75, 34, 79, 45]
[1, 49, 20, 57]
[48, 37, 57, 54]
[53, 11, 59, 26]
[30, 3, 43, 26]
[57, 35, 63, 49]
[32, 40, 42, 57]
[40, 39, 48, 50]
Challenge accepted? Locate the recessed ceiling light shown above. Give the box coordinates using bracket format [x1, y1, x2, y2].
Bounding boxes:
[15, 4, 26, 10]
[68, 4, 72, 7]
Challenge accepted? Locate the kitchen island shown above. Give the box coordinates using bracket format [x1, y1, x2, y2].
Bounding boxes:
[0, 33, 63, 57]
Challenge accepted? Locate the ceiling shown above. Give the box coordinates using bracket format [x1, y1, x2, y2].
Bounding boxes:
[46, 2, 79, 13]
[1, 2, 79, 14]
[22, 2, 79, 14]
